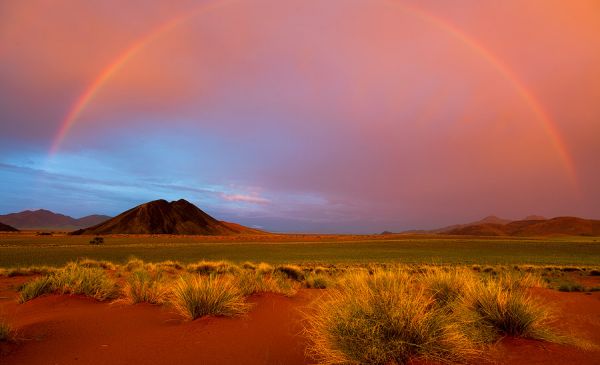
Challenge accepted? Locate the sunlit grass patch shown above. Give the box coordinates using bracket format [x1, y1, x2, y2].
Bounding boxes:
[274, 264, 304, 281]
[303, 273, 333, 289]
[305, 270, 480, 365]
[124, 258, 145, 272]
[77, 258, 116, 270]
[171, 275, 250, 320]
[51, 263, 117, 300]
[18, 262, 117, 302]
[235, 271, 298, 297]
[421, 267, 477, 306]
[18, 276, 53, 303]
[256, 262, 274, 275]
[460, 280, 557, 342]
[121, 269, 170, 304]
[187, 260, 241, 275]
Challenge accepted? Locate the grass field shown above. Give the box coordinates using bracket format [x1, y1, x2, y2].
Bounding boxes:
[1, 232, 599, 267]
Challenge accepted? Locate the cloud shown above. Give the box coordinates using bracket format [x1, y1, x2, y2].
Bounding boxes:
[221, 193, 270, 204]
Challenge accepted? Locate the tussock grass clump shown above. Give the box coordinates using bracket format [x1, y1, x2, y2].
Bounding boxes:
[241, 261, 257, 270]
[18, 263, 117, 302]
[153, 260, 184, 274]
[171, 275, 250, 320]
[256, 262, 274, 275]
[421, 267, 477, 306]
[304, 273, 332, 289]
[122, 270, 170, 304]
[78, 259, 116, 270]
[187, 260, 240, 275]
[305, 270, 480, 365]
[275, 265, 304, 281]
[0, 318, 13, 342]
[18, 276, 53, 303]
[50, 263, 118, 300]
[124, 258, 145, 272]
[235, 271, 298, 297]
[462, 281, 554, 341]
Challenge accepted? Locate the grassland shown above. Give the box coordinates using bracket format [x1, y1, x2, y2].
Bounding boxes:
[9, 259, 591, 364]
[1, 232, 599, 267]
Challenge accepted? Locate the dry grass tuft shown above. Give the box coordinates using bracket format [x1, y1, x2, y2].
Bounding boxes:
[18, 262, 117, 302]
[235, 271, 298, 297]
[305, 270, 480, 365]
[460, 280, 556, 341]
[187, 260, 240, 275]
[171, 275, 250, 320]
[121, 269, 170, 304]
[0, 318, 14, 342]
[275, 264, 305, 281]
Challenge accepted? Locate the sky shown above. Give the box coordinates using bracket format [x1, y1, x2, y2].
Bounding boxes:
[1, 0, 599, 233]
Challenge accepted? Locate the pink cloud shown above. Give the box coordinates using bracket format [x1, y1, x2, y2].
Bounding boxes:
[221, 193, 270, 204]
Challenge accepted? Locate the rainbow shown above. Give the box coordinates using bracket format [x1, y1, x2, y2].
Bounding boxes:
[392, 2, 578, 187]
[49, 0, 232, 155]
[49, 0, 578, 187]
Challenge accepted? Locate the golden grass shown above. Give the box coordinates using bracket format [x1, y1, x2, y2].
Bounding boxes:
[305, 270, 480, 365]
[121, 269, 170, 304]
[274, 264, 305, 281]
[171, 275, 250, 320]
[18, 262, 117, 302]
[186, 260, 241, 275]
[234, 271, 298, 297]
[305, 267, 565, 364]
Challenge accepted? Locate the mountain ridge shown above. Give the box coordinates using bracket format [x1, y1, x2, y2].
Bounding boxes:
[0, 209, 111, 230]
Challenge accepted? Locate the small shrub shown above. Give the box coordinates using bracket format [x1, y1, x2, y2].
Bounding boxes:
[89, 236, 104, 245]
[558, 283, 585, 292]
[171, 275, 250, 320]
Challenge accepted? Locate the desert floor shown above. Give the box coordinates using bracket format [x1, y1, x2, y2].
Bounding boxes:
[1, 275, 600, 365]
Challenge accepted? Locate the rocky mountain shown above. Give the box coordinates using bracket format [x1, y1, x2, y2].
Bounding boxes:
[71, 199, 266, 235]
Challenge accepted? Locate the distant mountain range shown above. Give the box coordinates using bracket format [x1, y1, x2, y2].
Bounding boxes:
[72, 199, 266, 235]
[402, 215, 600, 237]
[0, 209, 111, 230]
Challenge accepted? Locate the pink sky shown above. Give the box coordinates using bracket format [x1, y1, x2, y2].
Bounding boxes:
[1, 0, 599, 232]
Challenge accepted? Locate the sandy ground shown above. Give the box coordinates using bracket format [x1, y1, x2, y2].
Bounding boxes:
[1, 277, 599, 365]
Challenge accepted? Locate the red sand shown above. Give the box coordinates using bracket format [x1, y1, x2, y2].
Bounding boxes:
[2, 277, 600, 365]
